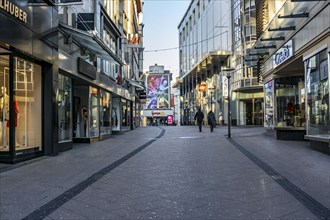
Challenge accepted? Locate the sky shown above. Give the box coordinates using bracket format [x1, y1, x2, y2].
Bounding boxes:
[142, 0, 191, 78]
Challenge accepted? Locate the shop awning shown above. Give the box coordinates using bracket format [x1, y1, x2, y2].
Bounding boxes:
[180, 51, 230, 81]
[245, 1, 324, 66]
[58, 22, 124, 66]
[126, 79, 145, 90]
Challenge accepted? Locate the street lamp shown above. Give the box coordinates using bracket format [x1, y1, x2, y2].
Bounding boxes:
[222, 68, 234, 138]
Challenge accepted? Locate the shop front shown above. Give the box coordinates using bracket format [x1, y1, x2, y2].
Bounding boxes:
[0, 0, 58, 163]
[303, 39, 330, 152]
[267, 50, 306, 140]
[237, 90, 264, 126]
[143, 109, 174, 126]
[59, 50, 132, 143]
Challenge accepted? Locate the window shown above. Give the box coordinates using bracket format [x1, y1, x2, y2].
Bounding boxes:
[100, 90, 111, 135]
[13, 57, 42, 153]
[58, 74, 72, 142]
[89, 87, 99, 137]
[275, 76, 305, 127]
[305, 49, 329, 135]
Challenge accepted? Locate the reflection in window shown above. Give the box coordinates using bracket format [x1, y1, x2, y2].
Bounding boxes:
[305, 50, 329, 135]
[58, 74, 72, 142]
[100, 90, 111, 135]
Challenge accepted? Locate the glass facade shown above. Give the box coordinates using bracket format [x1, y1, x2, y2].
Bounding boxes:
[100, 90, 111, 135]
[112, 97, 120, 131]
[305, 49, 329, 135]
[14, 57, 42, 153]
[58, 74, 72, 143]
[275, 76, 305, 127]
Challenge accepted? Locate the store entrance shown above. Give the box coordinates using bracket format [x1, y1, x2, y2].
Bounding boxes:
[240, 98, 264, 126]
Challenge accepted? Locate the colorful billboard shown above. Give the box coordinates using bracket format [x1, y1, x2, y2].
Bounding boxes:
[147, 74, 170, 109]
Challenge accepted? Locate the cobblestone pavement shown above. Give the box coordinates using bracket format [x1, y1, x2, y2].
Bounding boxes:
[0, 126, 329, 220]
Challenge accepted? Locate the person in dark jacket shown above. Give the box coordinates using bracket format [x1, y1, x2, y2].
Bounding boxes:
[207, 110, 216, 132]
[194, 108, 204, 132]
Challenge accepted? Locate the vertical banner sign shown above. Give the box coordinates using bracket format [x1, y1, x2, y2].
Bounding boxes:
[222, 77, 228, 98]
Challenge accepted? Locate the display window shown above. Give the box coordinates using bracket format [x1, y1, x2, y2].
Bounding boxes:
[14, 57, 42, 153]
[112, 97, 120, 131]
[58, 74, 72, 143]
[275, 76, 305, 127]
[89, 87, 99, 138]
[0, 55, 9, 152]
[305, 49, 329, 135]
[100, 90, 111, 135]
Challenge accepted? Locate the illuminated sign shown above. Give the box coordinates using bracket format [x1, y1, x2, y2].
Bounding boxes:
[152, 111, 166, 115]
[273, 40, 293, 67]
[0, 0, 28, 23]
[167, 115, 173, 124]
[198, 83, 206, 92]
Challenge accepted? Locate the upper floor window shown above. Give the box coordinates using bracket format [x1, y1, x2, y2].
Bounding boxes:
[103, 28, 116, 54]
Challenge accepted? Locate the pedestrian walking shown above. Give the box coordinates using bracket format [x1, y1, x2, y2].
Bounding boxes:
[207, 110, 216, 132]
[194, 108, 204, 132]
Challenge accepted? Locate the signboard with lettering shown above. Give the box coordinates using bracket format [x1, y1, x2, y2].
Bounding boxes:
[0, 0, 28, 23]
[273, 40, 293, 67]
[77, 57, 96, 80]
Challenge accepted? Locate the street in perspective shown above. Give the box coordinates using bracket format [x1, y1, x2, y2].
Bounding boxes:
[0, 126, 329, 219]
[1, 0, 330, 219]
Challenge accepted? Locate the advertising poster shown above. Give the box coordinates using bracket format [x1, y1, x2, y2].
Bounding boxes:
[265, 80, 274, 126]
[147, 74, 169, 109]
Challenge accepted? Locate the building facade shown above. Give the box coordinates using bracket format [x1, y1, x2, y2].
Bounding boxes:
[245, 1, 329, 145]
[178, 0, 233, 126]
[0, 0, 58, 163]
[142, 64, 173, 126]
[0, 0, 144, 163]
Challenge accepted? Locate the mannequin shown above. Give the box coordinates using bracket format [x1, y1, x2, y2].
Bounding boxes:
[0, 86, 9, 148]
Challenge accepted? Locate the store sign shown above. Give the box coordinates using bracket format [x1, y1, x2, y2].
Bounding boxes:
[273, 40, 293, 67]
[77, 13, 94, 31]
[77, 57, 96, 80]
[167, 115, 173, 124]
[152, 111, 166, 116]
[198, 83, 206, 92]
[0, 0, 28, 23]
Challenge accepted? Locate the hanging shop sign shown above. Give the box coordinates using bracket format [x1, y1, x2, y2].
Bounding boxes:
[0, 0, 28, 23]
[273, 40, 293, 68]
[198, 83, 206, 92]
